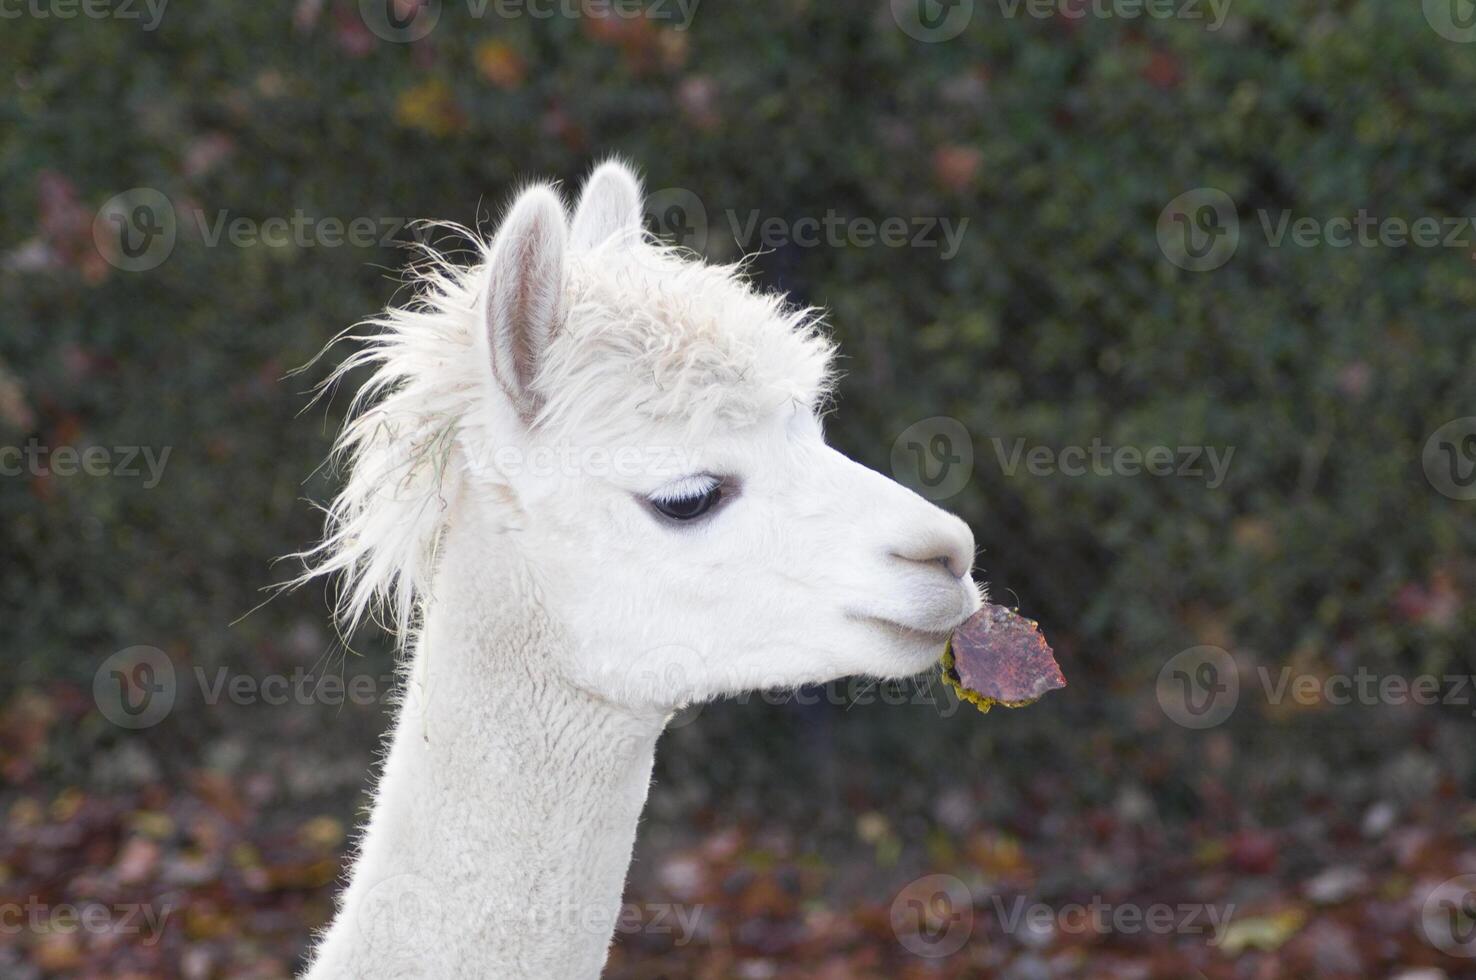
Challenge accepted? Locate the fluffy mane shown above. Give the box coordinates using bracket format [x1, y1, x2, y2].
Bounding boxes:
[293, 220, 836, 646]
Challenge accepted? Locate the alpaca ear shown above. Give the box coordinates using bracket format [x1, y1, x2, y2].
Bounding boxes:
[483, 184, 568, 422]
[570, 160, 644, 250]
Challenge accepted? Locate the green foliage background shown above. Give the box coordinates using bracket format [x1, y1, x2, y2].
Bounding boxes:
[3, 0, 1475, 767]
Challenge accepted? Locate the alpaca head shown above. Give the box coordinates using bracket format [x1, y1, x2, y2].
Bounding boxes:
[305, 161, 981, 717]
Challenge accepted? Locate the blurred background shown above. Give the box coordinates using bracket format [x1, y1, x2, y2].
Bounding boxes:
[4, 0, 1476, 976]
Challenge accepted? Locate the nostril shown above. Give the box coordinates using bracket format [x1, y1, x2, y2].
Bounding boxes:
[891, 529, 973, 581]
[937, 553, 969, 580]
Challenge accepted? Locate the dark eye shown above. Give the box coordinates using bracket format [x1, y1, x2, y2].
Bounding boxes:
[650, 479, 724, 522]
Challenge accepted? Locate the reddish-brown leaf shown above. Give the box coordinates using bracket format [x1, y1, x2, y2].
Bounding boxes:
[942, 604, 1066, 712]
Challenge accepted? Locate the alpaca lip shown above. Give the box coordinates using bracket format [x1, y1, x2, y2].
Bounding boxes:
[852, 594, 977, 641]
[855, 613, 955, 644]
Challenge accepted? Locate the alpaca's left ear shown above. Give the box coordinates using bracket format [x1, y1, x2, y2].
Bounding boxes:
[570, 160, 644, 250]
[482, 184, 568, 423]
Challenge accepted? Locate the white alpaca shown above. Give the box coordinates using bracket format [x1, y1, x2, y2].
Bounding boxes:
[296, 161, 982, 979]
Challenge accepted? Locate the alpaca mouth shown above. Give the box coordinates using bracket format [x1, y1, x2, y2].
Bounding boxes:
[856, 614, 955, 646]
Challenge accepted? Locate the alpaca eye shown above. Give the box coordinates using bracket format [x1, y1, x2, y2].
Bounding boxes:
[649, 477, 724, 522]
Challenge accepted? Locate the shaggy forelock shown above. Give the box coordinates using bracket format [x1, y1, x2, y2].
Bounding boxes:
[537, 239, 835, 442]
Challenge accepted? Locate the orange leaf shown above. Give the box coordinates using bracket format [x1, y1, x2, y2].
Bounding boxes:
[475, 40, 526, 90]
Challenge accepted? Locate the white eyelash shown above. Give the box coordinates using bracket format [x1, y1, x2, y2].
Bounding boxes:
[648, 474, 720, 504]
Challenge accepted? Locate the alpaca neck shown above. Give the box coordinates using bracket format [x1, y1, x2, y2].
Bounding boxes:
[304, 514, 663, 979]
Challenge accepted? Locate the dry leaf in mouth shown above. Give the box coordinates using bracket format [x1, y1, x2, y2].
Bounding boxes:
[941, 603, 1066, 714]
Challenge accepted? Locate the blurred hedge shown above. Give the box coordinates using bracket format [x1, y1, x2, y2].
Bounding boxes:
[3, 0, 1475, 728]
